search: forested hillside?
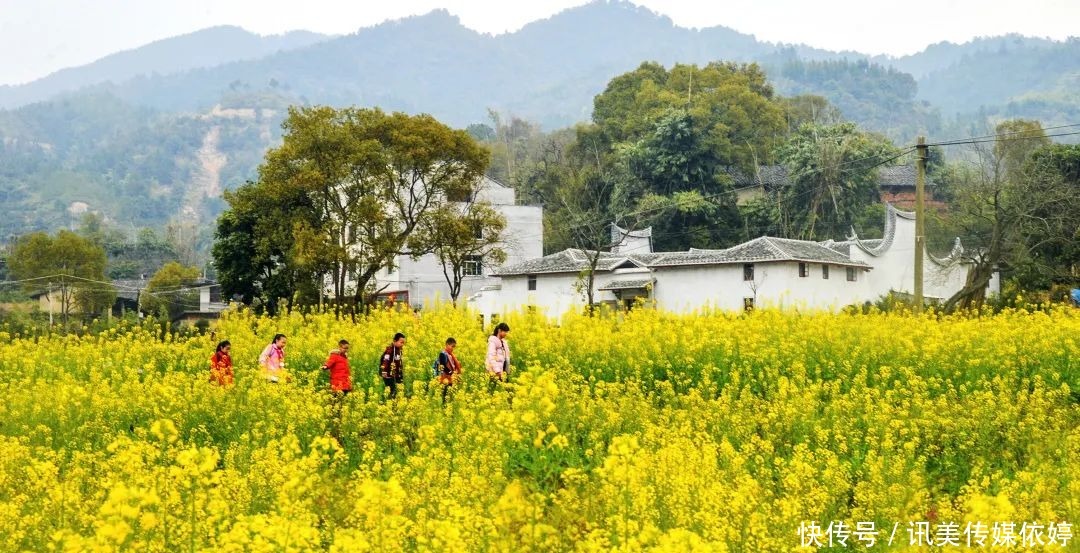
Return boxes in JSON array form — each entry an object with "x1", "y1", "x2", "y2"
[{"x1": 1, "y1": 0, "x2": 1077, "y2": 250}]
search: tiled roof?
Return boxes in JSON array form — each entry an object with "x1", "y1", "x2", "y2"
[
  {"x1": 656, "y1": 237, "x2": 870, "y2": 268},
  {"x1": 499, "y1": 235, "x2": 872, "y2": 276},
  {"x1": 495, "y1": 249, "x2": 641, "y2": 276},
  {"x1": 611, "y1": 224, "x2": 652, "y2": 240},
  {"x1": 820, "y1": 239, "x2": 883, "y2": 256},
  {"x1": 112, "y1": 279, "x2": 150, "y2": 301},
  {"x1": 877, "y1": 165, "x2": 936, "y2": 187},
  {"x1": 599, "y1": 278, "x2": 654, "y2": 291}
]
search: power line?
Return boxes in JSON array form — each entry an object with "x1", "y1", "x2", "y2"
[
  {"x1": 925, "y1": 130, "x2": 1080, "y2": 147},
  {"x1": 923, "y1": 122, "x2": 1080, "y2": 147},
  {"x1": 496, "y1": 148, "x2": 919, "y2": 249}
]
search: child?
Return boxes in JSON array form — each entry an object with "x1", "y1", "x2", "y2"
[
  {"x1": 436, "y1": 337, "x2": 462, "y2": 404},
  {"x1": 486, "y1": 323, "x2": 511, "y2": 383},
  {"x1": 209, "y1": 340, "x2": 234, "y2": 386},
  {"x1": 380, "y1": 333, "x2": 406, "y2": 399},
  {"x1": 258, "y1": 334, "x2": 286, "y2": 383},
  {"x1": 322, "y1": 339, "x2": 352, "y2": 394}
]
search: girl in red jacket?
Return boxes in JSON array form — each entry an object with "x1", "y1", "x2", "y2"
[{"x1": 209, "y1": 341, "x2": 234, "y2": 386}]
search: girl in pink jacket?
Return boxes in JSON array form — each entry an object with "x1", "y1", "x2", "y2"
[
  {"x1": 486, "y1": 322, "x2": 511, "y2": 382},
  {"x1": 259, "y1": 334, "x2": 286, "y2": 383}
]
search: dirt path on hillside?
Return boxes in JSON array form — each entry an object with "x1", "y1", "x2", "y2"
[{"x1": 182, "y1": 125, "x2": 227, "y2": 221}]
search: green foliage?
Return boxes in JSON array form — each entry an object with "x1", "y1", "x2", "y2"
[
  {"x1": 214, "y1": 106, "x2": 489, "y2": 314},
  {"x1": 769, "y1": 58, "x2": 942, "y2": 142},
  {"x1": 776, "y1": 122, "x2": 899, "y2": 240},
  {"x1": 1008, "y1": 143, "x2": 1080, "y2": 288},
  {"x1": 140, "y1": 262, "x2": 202, "y2": 320},
  {"x1": 422, "y1": 200, "x2": 508, "y2": 304},
  {"x1": 0, "y1": 92, "x2": 283, "y2": 263},
  {"x1": 7, "y1": 230, "x2": 114, "y2": 320},
  {"x1": 939, "y1": 120, "x2": 1076, "y2": 310},
  {"x1": 594, "y1": 61, "x2": 784, "y2": 170},
  {"x1": 918, "y1": 39, "x2": 1080, "y2": 116},
  {"x1": 572, "y1": 61, "x2": 788, "y2": 250}
]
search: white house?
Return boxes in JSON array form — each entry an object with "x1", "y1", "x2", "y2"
[
  {"x1": 471, "y1": 204, "x2": 998, "y2": 321},
  {"x1": 358, "y1": 176, "x2": 543, "y2": 308}
]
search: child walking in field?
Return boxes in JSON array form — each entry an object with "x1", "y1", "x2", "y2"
[
  {"x1": 259, "y1": 334, "x2": 287, "y2": 383},
  {"x1": 435, "y1": 337, "x2": 462, "y2": 404},
  {"x1": 486, "y1": 323, "x2": 511, "y2": 384},
  {"x1": 209, "y1": 340, "x2": 234, "y2": 386},
  {"x1": 380, "y1": 333, "x2": 406, "y2": 399},
  {"x1": 322, "y1": 339, "x2": 352, "y2": 394},
  {"x1": 322, "y1": 339, "x2": 352, "y2": 443}
]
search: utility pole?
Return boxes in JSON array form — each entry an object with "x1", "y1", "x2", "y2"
[{"x1": 914, "y1": 136, "x2": 928, "y2": 313}]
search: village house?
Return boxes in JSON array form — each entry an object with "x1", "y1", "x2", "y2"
[
  {"x1": 30, "y1": 278, "x2": 227, "y2": 322},
  {"x1": 470, "y1": 204, "x2": 999, "y2": 322},
  {"x1": 349, "y1": 176, "x2": 544, "y2": 308}
]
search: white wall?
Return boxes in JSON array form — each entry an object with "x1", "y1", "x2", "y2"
[
  {"x1": 651, "y1": 262, "x2": 871, "y2": 313},
  {"x1": 367, "y1": 178, "x2": 544, "y2": 307},
  {"x1": 848, "y1": 213, "x2": 972, "y2": 301},
  {"x1": 473, "y1": 262, "x2": 872, "y2": 320}
]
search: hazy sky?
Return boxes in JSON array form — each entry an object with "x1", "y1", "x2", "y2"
[{"x1": 1, "y1": 0, "x2": 1077, "y2": 86}]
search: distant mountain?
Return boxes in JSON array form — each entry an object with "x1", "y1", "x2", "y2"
[
  {"x1": 2, "y1": 2, "x2": 1076, "y2": 129},
  {"x1": 43, "y1": 4, "x2": 886, "y2": 130},
  {"x1": 916, "y1": 38, "x2": 1080, "y2": 117},
  {"x1": 1, "y1": 0, "x2": 1078, "y2": 243},
  {"x1": 877, "y1": 34, "x2": 1060, "y2": 79},
  {"x1": 0, "y1": 26, "x2": 331, "y2": 109}
]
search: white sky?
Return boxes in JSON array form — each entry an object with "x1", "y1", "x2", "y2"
[{"x1": 1, "y1": 0, "x2": 1077, "y2": 85}]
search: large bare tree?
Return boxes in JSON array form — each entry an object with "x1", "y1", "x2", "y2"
[{"x1": 942, "y1": 120, "x2": 1074, "y2": 310}]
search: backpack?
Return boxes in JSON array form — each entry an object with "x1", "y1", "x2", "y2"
[{"x1": 431, "y1": 351, "x2": 447, "y2": 378}]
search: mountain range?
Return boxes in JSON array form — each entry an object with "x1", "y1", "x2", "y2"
[{"x1": 1, "y1": 0, "x2": 1077, "y2": 241}]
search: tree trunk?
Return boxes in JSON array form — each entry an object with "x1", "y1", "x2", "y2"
[
  {"x1": 584, "y1": 251, "x2": 600, "y2": 317},
  {"x1": 943, "y1": 259, "x2": 995, "y2": 312}
]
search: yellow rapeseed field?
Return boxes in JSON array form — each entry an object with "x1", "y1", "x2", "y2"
[{"x1": 0, "y1": 305, "x2": 1077, "y2": 552}]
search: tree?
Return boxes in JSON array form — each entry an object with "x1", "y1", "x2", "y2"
[
  {"x1": 140, "y1": 262, "x2": 202, "y2": 320},
  {"x1": 1018, "y1": 144, "x2": 1080, "y2": 285},
  {"x1": 212, "y1": 174, "x2": 324, "y2": 314},
  {"x1": 941, "y1": 120, "x2": 1074, "y2": 310},
  {"x1": 592, "y1": 61, "x2": 785, "y2": 170},
  {"x1": 8, "y1": 231, "x2": 114, "y2": 324},
  {"x1": 423, "y1": 199, "x2": 508, "y2": 305},
  {"x1": 776, "y1": 122, "x2": 898, "y2": 240},
  {"x1": 779, "y1": 95, "x2": 843, "y2": 132},
  {"x1": 484, "y1": 110, "x2": 543, "y2": 188},
  {"x1": 465, "y1": 123, "x2": 496, "y2": 142},
  {"x1": 585, "y1": 61, "x2": 787, "y2": 250},
  {"x1": 214, "y1": 106, "x2": 488, "y2": 316},
  {"x1": 560, "y1": 171, "x2": 617, "y2": 315}
]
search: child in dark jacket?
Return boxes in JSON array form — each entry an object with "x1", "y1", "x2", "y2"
[
  {"x1": 380, "y1": 333, "x2": 406, "y2": 399},
  {"x1": 436, "y1": 337, "x2": 461, "y2": 404}
]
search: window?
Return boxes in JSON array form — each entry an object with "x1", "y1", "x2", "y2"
[
  {"x1": 743, "y1": 263, "x2": 754, "y2": 281},
  {"x1": 527, "y1": 274, "x2": 537, "y2": 291},
  {"x1": 799, "y1": 262, "x2": 809, "y2": 277},
  {"x1": 846, "y1": 267, "x2": 857, "y2": 282},
  {"x1": 473, "y1": 222, "x2": 484, "y2": 240},
  {"x1": 743, "y1": 297, "x2": 755, "y2": 312},
  {"x1": 822, "y1": 265, "x2": 830, "y2": 279},
  {"x1": 463, "y1": 255, "x2": 483, "y2": 276}
]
